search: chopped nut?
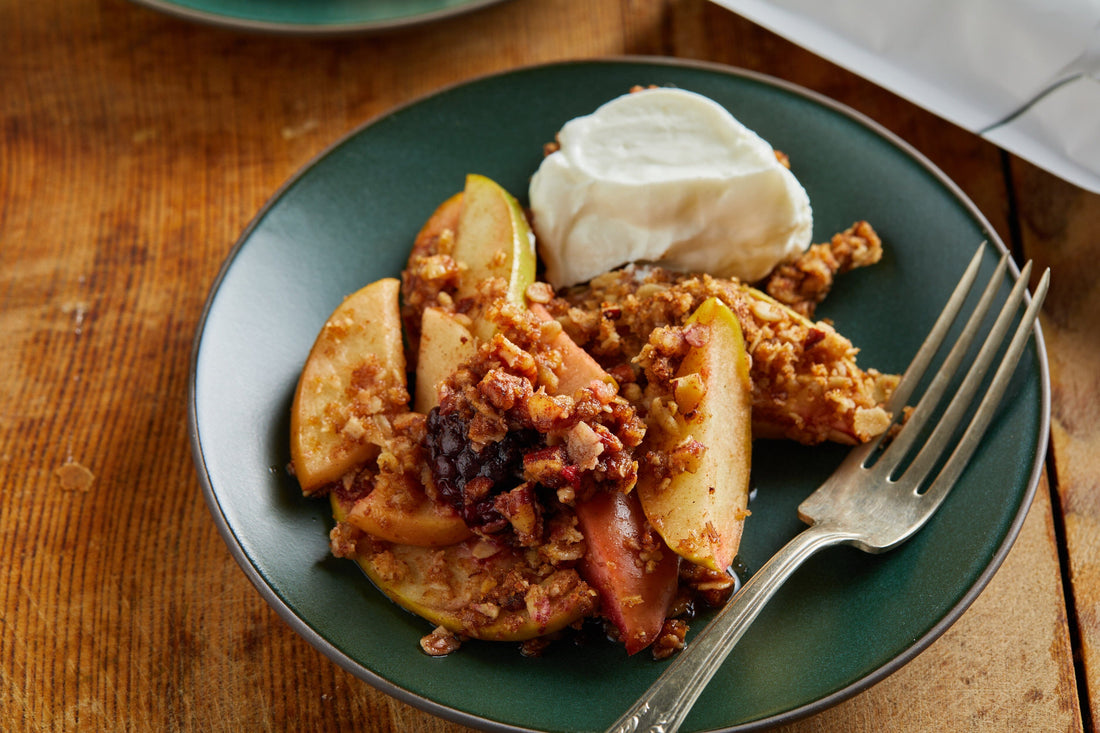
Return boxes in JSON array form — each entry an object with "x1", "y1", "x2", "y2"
[
  {"x1": 525, "y1": 281, "x2": 555, "y2": 304},
  {"x1": 564, "y1": 422, "x2": 604, "y2": 471},
  {"x1": 652, "y1": 619, "x2": 689, "y2": 660},
  {"x1": 420, "y1": 626, "x2": 463, "y2": 656}
]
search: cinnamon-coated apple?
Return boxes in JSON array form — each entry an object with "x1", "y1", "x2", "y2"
[
  {"x1": 575, "y1": 490, "x2": 679, "y2": 655},
  {"x1": 413, "y1": 307, "x2": 476, "y2": 413},
  {"x1": 539, "y1": 312, "x2": 677, "y2": 653},
  {"x1": 451, "y1": 174, "x2": 537, "y2": 337},
  {"x1": 336, "y1": 476, "x2": 472, "y2": 548},
  {"x1": 636, "y1": 297, "x2": 753, "y2": 572},
  {"x1": 530, "y1": 303, "x2": 614, "y2": 396},
  {"x1": 290, "y1": 278, "x2": 406, "y2": 494}
]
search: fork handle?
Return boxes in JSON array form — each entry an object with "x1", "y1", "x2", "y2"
[{"x1": 605, "y1": 523, "x2": 852, "y2": 733}]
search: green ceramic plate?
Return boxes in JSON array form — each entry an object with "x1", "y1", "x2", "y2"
[
  {"x1": 189, "y1": 58, "x2": 1049, "y2": 732},
  {"x1": 129, "y1": 0, "x2": 511, "y2": 34}
]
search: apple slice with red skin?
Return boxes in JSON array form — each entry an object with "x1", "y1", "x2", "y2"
[
  {"x1": 530, "y1": 303, "x2": 614, "y2": 396},
  {"x1": 538, "y1": 306, "x2": 678, "y2": 654},
  {"x1": 575, "y1": 489, "x2": 679, "y2": 655}
]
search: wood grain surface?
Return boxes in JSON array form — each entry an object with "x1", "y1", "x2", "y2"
[{"x1": 2, "y1": 0, "x2": 1094, "y2": 731}]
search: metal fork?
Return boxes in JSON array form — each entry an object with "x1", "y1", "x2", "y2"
[{"x1": 607, "y1": 244, "x2": 1050, "y2": 733}]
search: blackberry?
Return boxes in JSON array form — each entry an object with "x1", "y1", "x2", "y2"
[{"x1": 425, "y1": 408, "x2": 538, "y2": 532}]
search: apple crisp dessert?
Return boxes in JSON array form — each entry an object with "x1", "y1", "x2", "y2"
[{"x1": 290, "y1": 171, "x2": 896, "y2": 659}]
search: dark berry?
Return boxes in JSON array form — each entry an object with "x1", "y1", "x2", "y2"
[{"x1": 424, "y1": 407, "x2": 540, "y2": 533}]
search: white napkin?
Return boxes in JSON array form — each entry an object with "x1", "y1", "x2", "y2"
[{"x1": 708, "y1": 0, "x2": 1100, "y2": 193}]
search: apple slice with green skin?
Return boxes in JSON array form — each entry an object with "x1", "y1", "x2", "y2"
[
  {"x1": 290, "y1": 278, "x2": 406, "y2": 494},
  {"x1": 575, "y1": 489, "x2": 679, "y2": 655},
  {"x1": 338, "y1": 474, "x2": 472, "y2": 547},
  {"x1": 637, "y1": 297, "x2": 753, "y2": 572},
  {"x1": 403, "y1": 176, "x2": 535, "y2": 347},
  {"x1": 332, "y1": 495, "x2": 596, "y2": 641},
  {"x1": 451, "y1": 174, "x2": 537, "y2": 337},
  {"x1": 413, "y1": 307, "x2": 477, "y2": 414}
]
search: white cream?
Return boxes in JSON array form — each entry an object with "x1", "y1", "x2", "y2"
[{"x1": 529, "y1": 87, "x2": 813, "y2": 288}]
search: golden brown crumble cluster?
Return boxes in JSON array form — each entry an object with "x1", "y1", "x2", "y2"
[
  {"x1": 547, "y1": 237, "x2": 896, "y2": 447},
  {"x1": 441, "y1": 301, "x2": 646, "y2": 495},
  {"x1": 762, "y1": 220, "x2": 883, "y2": 318}
]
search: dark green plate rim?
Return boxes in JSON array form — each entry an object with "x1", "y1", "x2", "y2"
[
  {"x1": 188, "y1": 57, "x2": 1050, "y2": 732},
  {"x1": 127, "y1": 0, "x2": 512, "y2": 35}
]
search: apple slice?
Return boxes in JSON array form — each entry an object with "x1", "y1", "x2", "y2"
[
  {"x1": 290, "y1": 278, "x2": 406, "y2": 494},
  {"x1": 451, "y1": 174, "x2": 537, "y2": 336},
  {"x1": 575, "y1": 490, "x2": 679, "y2": 655},
  {"x1": 407, "y1": 191, "x2": 463, "y2": 263},
  {"x1": 333, "y1": 496, "x2": 596, "y2": 641},
  {"x1": 413, "y1": 307, "x2": 477, "y2": 414},
  {"x1": 335, "y1": 477, "x2": 472, "y2": 548},
  {"x1": 637, "y1": 297, "x2": 753, "y2": 572},
  {"x1": 401, "y1": 191, "x2": 464, "y2": 356},
  {"x1": 530, "y1": 303, "x2": 614, "y2": 396}
]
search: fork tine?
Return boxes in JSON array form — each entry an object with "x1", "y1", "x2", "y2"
[
  {"x1": 872, "y1": 250, "x2": 1010, "y2": 468},
  {"x1": 913, "y1": 267, "x2": 1048, "y2": 505},
  {"x1": 885, "y1": 244, "x2": 988, "y2": 415},
  {"x1": 844, "y1": 245, "x2": 989, "y2": 470},
  {"x1": 897, "y1": 259, "x2": 1034, "y2": 483}
]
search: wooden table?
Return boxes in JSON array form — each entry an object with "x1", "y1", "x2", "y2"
[{"x1": 4, "y1": 0, "x2": 1096, "y2": 730}]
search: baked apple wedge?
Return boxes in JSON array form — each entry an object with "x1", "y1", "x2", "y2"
[
  {"x1": 637, "y1": 297, "x2": 753, "y2": 572},
  {"x1": 402, "y1": 174, "x2": 538, "y2": 357},
  {"x1": 413, "y1": 307, "x2": 476, "y2": 413},
  {"x1": 337, "y1": 475, "x2": 472, "y2": 548},
  {"x1": 290, "y1": 278, "x2": 407, "y2": 494},
  {"x1": 452, "y1": 173, "x2": 537, "y2": 309},
  {"x1": 575, "y1": 490, "x2": 679, "y2": 655},
  {"x1": 537, "y1": 310, "x2": 675, "y2": 653},
  {"x1": 530, "y1": 303, "x2": 613, "y2": 396}
]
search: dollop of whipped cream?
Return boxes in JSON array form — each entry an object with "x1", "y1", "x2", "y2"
[{"x1": 529, "y1": 87, "x2": 813, "y2": 289}]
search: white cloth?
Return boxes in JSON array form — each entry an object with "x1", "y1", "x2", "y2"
[{"x1": 709, "y1": 0, "x2": 1100, "y2": 193}]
